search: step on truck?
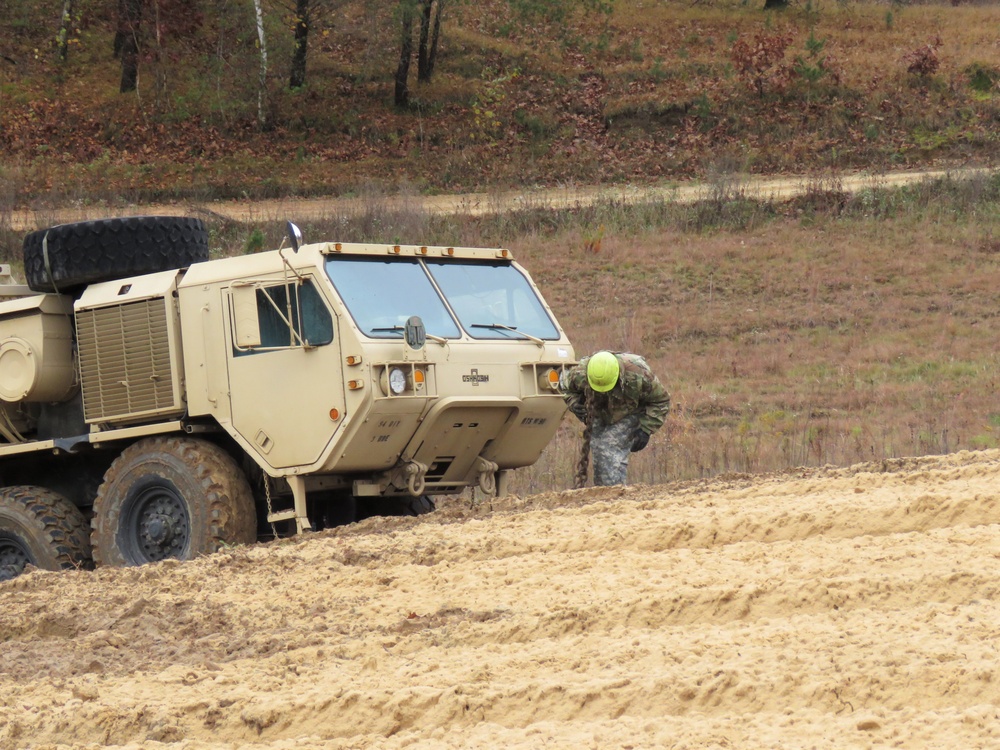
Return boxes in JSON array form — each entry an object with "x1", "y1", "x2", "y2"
[{"x1": 0, "y1": 216, "x2": 575, "y2": 580}]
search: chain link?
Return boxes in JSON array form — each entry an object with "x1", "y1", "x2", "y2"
[{"x1": 263, "y1": 475, "x2": 278, "y2": 539}]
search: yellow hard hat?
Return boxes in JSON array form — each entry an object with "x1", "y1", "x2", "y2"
[{"x1": 587, "y1": 351, "x2": 620, "y2": 392}]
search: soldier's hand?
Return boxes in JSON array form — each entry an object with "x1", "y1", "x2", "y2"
[{"x1": 631, "y1": 430, "x2": 650, "y2": 452}]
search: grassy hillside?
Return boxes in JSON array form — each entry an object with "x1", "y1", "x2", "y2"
[
  {"x1": 158, "y1": 170, "x2": 1000, "y2": 494},
  {"x1": 1, "y1": 0, "x2": 998, "y2": 208},
  {"x1": 1, "y1": 0, "x2": 999, "y2": 493}
]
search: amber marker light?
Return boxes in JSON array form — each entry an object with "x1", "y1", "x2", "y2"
[
  {"x1": 329, "y1": 408, "x2": 340, "y2": 420},
  {"x1": 348, "y1": 380, "x2": 365, "y2": 390},
  {"x1": 538, "y1": 368, "x2": 560, "y2": 391},
  {"x1": 346, "y1": 354, "x2": 362, "y2": 365},
  {"x1": 413, "y1": 369, "x2": 426, "y2": 388}
]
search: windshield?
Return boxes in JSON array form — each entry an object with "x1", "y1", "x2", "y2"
[
  {"x1": 325, "y1": 256, "x2": 461, "y2": 339},
  {"x1": 426, "y1": 260, "x2": 559, "y2": 340},
  {"x1": 325, "y1": 255, "x2": 559, "y2": 341}
]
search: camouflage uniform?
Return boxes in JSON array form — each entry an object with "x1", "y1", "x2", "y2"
[{"x1": 561, "y1": 352, "x2": 670, "y2": 486}]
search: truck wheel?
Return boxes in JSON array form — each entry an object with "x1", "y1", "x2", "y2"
[
  {"x1": 22, "y1": 216, "x2": 210, "y2": 293},
  {"x1": 92, "y1": 437, "x2": 257, "y2": 567},
  {"x1": 0, "y1": 486, "x2": 92, "y2": 581}
]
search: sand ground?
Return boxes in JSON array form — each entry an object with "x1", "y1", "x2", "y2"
[{"x1": 3, "y1": 449, "x2": 1000, "y2": 749}]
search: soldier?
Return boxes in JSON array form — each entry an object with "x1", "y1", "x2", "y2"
[{"x1": 561, "y1": 351, "x2": 670, "y2": 487}]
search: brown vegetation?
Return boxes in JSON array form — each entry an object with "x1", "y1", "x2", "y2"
[
  {"x1": 29, "y1": 170, "x2": 985, "y2": 497},
  {"x1": 0, "y1": 0, "x2": 998, "y2": 207},
  {"x1": 427, "y1": 171, "x2": 987, "y2": 492}
]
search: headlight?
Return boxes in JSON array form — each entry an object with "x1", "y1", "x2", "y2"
[
  {"x1": 388, "y1": 367, "x2": 407, "y2": 395},
  {"x1": 378, "y1": 364, "x2": 430, "y2": 396}
]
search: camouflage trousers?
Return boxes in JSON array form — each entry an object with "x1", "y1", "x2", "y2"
[{"x1": 591, "y1": 414, "x2": 642, "y2": 486}]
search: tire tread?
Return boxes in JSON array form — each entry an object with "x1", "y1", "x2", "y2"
[
  {"x1": 0, "y1": 485, "x2": 92, "y2": 573},
  {"x1": 92, "y1": 437, "x2": 256, "y2": 567},
  {"x1": 22, "y1": 216, "x2": 209, "y2": 292}
]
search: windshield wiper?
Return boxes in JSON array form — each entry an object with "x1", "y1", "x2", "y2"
[
  {"x1": 470, "y1": 323, "x2": 545, "y2": 347},
  {"x1": 369, "y1": 326, "x2": 447, "y2": 345}
]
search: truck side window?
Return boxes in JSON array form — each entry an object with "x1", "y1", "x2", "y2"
[{"x1": 239, "y1": 279, "x2": 333, "y2": 353}]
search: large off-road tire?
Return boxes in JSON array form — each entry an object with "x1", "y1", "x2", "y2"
[
  {"x1": 22, "y1": 216, "x2": 209, "y2": 293},
  {"x1": 91, "y1": 437, "x2": 257, "y2": 567},
  {"x1": 0, "y1": 486, "x2": 92, "y2": 581}
]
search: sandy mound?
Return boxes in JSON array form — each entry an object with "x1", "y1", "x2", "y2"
[{"x1": 3, "y1": 449, "x2": 1000, "y2": 749}]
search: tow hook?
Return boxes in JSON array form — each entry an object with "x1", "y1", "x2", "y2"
[
  {"x1": 404, "y1": 461, "x2": 428, "y2": 496},
  {"x1": 476, "y1": 457, "x2": 500, "y2": 495}
]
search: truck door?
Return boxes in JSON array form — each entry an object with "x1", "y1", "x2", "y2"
[{"x1": 224, "y1": 276, "x2": 345, "y2": 469}]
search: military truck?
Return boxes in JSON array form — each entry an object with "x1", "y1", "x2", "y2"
[{"x1": 0, "y1": 216, "x2": 574, "y2": 580}]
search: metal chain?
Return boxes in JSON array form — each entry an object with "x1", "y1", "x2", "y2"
[{"x1": 263, "y1": 474, "x2": 278, "y2": 539}]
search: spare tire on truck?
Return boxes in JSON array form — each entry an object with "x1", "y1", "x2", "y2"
[{"x1": 22, "y1": 216, "x2": 210, "y2": 293}]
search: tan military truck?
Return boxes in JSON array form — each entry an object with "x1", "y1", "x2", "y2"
[{"x1": 0, "y1": 217, "x2": 574, "y2": 580}]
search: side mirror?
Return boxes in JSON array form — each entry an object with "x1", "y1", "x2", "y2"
[
  {"x1": 286, "y1": 221, "x2": 303, "y2": 253},
  {"x1": 404, "y1": 315, "x2": 426, "y2": 350}
]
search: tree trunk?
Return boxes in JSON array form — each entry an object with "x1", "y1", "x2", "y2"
[
  {"x1": 417, "y1": 0, "x2": 443, "y2": 82},
  {"x1": 57, "y1": 0, "x2": 73, "y2": 62},
  {"x1": 114, "y1": 0, "x2": 126, "y2": 58},
  {"x1": 289, "y1": 0, "x2": 309, "y2": 89},
  {"x1": 417, "y1": 0, "x2": 432, "y2": 82},
  {"x1": 394, "y1": 0, "x2": 415, "y2": 107},
  {"x1": 152, "y1": 0, "x2": 166, "y2": 104},
  {"x1": 118, "y1": 0, "x2": 142, "y2": 93},
  {"x1": 427, "y1": 0, "x2": 442, "y2": 80},
  {"x1": 253, "y1": 0, "x2": 270, "y2": 129}
]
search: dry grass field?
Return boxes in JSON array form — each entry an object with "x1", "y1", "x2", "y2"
[
  {"x1": 180, "y1": 170, "x2": 996, "y2": 496},
  {"x1": 511, "y1": 176, "x2": 1000, "y2": 493}
]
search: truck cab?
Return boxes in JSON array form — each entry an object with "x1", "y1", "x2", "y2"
[{"x1": 0, "y1": 219, "x2": 574, "y2": 578}]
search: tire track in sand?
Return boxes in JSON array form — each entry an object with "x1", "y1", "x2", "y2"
[{"x1": 2, "y1": 450, "x2": 1000, "y2": 748}]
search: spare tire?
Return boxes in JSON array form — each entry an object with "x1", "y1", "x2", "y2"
[{"x1": 22, "y1": 216, "x2": 210, "y2": 293}]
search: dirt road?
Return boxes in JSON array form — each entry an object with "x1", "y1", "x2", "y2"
[
  {"x1": 9, "y1": 168, "x2": 993, "y2": 232},
  {"x1": 3, "y1": 448, "x2": 1000, "y2": 748}
]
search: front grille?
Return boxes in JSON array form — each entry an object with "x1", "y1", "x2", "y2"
[{"x1": 77, "y1": 298, "x2": 182, "y2": 423}]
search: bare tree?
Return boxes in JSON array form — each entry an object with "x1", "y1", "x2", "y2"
[
  {"x1": 118, "y1": 0, "x2": 143, "y2": 93},
  {"x1": 57, "y1": 0, "x2": 73, "y2": 62},
  {"x1": 417, "y1": 0, "x2": 442, "y2": 82},
  {"x1": 253, "y1": 0, "x2": 269, "y2": 128},
  {"x1": 289, "y1": 0, "x2": 309, "y2": 89},
  {"x1": 275, "y1": 0, "x2": 343, "y2": 90},
  {"x1": 394, "y1": 0, "x2": 416, "y2": 107},
  {"x1": 395, "y1": 0, "x2": 443, "y2": 105}
]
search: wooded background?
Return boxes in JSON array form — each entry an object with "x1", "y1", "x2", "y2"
[{"x1": 1, "y1": 0, "x2": 997, "y2": 204}]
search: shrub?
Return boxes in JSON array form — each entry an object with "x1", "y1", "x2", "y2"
[
  {"x1": 903, "y1": 36, "x2": 942, "y2": 77},
  {"x1": 730, "y1": 32, "x2": 793, "y2": 98},
  {"x1": 965, "y1": 63, "x2": 998, "y2": 94}
]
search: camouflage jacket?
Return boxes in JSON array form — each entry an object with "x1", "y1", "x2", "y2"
[{"x1": 561, "y1": 352, "x2": 670, "y2": 435}]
